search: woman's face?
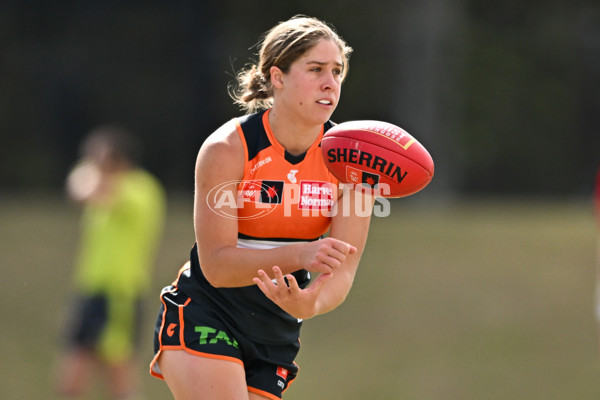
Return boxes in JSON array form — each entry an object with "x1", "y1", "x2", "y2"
[{"x1": 272, "y1": 39, "x2": 344, "y2": 126}]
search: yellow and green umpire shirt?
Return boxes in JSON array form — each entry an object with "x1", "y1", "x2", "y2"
[{"x1": 74, "y1": 168, "x2": 166, "y2": 299}]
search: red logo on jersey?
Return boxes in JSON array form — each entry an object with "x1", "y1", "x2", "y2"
[
  {"x1": 239, "y1": 180, "x2": 283, "y2": 204},
  {"x1": 239, "y1": 180, "x2": 263, "y2": 203}
]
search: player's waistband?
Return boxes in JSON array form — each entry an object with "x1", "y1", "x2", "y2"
[
  {"x1": 237, "y1": 237, "x2": 310, "y2": 250},
  {"x1": 237, "y1": 233, "x2": 321, "y2": 246}
]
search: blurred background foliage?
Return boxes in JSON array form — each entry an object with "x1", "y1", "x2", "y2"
[{"x1": 0, "y1": 0, "x2": 598, "y2": 197}]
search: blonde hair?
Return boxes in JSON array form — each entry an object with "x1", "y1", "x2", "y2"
[{"x1": 229, "y1": 16, "x2": 353, "y2": 113}]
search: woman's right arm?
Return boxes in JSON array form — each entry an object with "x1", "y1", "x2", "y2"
[{"x1": 193, "y1": 122, "x2": 355, "y2": 288}]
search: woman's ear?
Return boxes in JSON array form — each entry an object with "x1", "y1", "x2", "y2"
[{"x1": 270, "y1": 66, "x2": 284, "y2": 89}]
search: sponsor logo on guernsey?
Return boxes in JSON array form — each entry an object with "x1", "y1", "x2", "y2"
[
  {"x1": 238, "y1": 180, "x2": 284, "y2": 204},
  {"x1": 287, "y1": 169, "x2": 298, "y2": 183},
  {"x1": 298, "y1": 181, "x2": 335, "y2": 211}
]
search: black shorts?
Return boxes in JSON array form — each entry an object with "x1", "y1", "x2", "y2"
[
  {"x1": 67, "y1": 294, "x2": 109, "y2": 349},
  {"x1": 65, "y1": 293, "x2": 143, "y2": 361},
  {"x1": 150, "y1": 286, "x2": 300, "y2": 400}
]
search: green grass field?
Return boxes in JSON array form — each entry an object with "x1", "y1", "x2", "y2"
[{"x1": 1, "y1": 194, "x2": 599, "y2": 399}]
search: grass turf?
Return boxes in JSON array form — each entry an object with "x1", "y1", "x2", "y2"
[{"x1": 1, "y1": 195, "x2": 598, "y2": 399}]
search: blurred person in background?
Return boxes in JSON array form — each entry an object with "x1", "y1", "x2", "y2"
[{"x1": 54, "y1": 125, "x2": 166, "y2": 400}]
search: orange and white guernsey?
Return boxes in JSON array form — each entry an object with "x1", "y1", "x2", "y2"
[{"x1": 235, "y1": 109, "x2": 339, "y2": 241}]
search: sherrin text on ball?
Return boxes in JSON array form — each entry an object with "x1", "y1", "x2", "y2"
[{"x1": 321, "y1": 120, "x2": 434, "y2": 198}]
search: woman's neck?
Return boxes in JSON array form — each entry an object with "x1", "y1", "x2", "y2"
[{"x1": 268, "y1": 108, "x2": 322, "y2": 156}]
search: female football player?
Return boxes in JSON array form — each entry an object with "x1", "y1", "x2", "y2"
[{"x1": 150, "y1": 15, "x2": 374, "y2": 400}]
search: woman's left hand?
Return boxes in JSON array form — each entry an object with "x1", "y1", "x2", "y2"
[{"x1": 253, "y1": 266, "x2": 332, "y2": 320}]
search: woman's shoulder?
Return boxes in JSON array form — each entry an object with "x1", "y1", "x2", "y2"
[
  {"x1": 196, "y1": 118, "x2": 245, "y2": 174},
  {"x1": 199, "y1": 118, "x2": 243, "y2": 154},
  {"x1": 200, "y1": 111, "x2": 266, "y2": 158}
]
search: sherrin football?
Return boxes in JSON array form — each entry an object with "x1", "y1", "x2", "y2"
[{"x1": 321, "y1": 120, "x2": 434, "y2": 198}]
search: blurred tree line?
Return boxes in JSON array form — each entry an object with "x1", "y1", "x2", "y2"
[{"x1": 1, "y1": 0, "x2": 598, "y2": 197}]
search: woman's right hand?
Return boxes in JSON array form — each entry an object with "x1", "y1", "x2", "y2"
[{"x1": 298, "y1": 237, "x2": 357, "y2": 275}]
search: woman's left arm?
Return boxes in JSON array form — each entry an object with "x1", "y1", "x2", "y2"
[{"x1": 254, "y1": 186, "x2": 375, "y2": 319}]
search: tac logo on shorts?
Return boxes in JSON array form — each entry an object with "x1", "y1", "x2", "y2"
[
  {"x1": 195, "y1": 326, "x2": 239, "y2": 349},
  {"x1": 346, "y1": 166, "x2": 380, "y2": 188}
]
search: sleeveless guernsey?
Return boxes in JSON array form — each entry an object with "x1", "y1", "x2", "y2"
[{"x1": 179, "y1": 109, "x2": 339, "y2": 344}]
